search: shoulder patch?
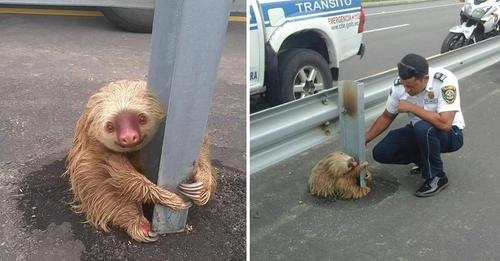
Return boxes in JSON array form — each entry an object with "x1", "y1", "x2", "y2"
[
  {"x1": 441, "y1": 85, "x2": 457, "y2": 104},
  {"x1": 434, "y1": 72, "x2": 447, "y2": 82},
  {"x1": 394, "y1": 78, "x2": 401, "y2": 86}
]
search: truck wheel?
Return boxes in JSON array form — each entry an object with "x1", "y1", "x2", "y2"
[
  {"x1": 101, "y1": 7, "x2": 154, "y2": 33},
  {"x1": 268, "y1": 49, "x2": 333, "y2": 106}
]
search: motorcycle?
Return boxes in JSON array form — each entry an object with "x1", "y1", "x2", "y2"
[{"x1": 441, "y1": 0, "x2": 500, "y2": 53}]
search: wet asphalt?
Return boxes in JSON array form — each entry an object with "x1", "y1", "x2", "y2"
[
  {"x1": 0, "y1": 11, "x2": 246, "y2": 261},
  {"x1": 251, "y1": 63, "x2": 500, "y2": 260}
]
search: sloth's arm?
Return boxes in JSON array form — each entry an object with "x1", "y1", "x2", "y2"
[
  {"x1": 178, "y1": 136, "x2": 217, "y2": 206},
  {"x1": 105, "y1": 153, "x2": 191, "y2": 210},
  {"x1": 346, "y1": 161, "x2": 368, "y2": 178}
]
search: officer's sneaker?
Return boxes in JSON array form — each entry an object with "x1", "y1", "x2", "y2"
[{"x1": 415, "y1": 176, "x2": 449, "y2": 197}]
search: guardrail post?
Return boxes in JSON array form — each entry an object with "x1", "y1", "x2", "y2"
[
  {"x1": 141, "y1": 0, "x2": 232, "y2": 234},
  {"x1": 339, "y1": 81, "x2": 368, "y2": 187}
]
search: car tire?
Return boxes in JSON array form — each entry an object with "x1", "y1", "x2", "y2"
[
  {"x1": 267, "y1": 48, "x2": 333, "y2": 106},
  {"x1": 101, "y1": 7, "x2": 154, "y2": 33}
]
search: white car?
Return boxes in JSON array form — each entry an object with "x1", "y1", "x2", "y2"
[{"x1": 249, "y1": 0, "x2": 366, "y2": 106}]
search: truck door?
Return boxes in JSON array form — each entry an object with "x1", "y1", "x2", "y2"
[{"x1": 249, "y1": 0, "x2": 265, "y2": 95}]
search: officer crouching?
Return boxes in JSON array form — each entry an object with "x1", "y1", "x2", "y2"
[{"x1": 365, "y1": 53, "x2": 464, "y2": 197}]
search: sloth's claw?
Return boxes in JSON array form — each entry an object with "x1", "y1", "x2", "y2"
[
  {"x1": 179, "y1": 190, "x2": 201, "y2": 199},
  {"x1": 348, "y1": 158, "x2": 358, "y2": 169},
  {"x1": 136, "y1": 218, "x2": 160, "y2": 243},
  {"x1": 178, "y1": 181, "x2": 203, "y2": 191},
  {"x1": 143, "y1": 234, "x2": 159, "y2": 243},
  {"x1": 199, "y1": 191, "x2": 210, "y2": 205},
  {"x1": 178, "y1": 181, "x2": 210, "y2": 206},
  {"x1": 143, "y1": 230, "x2": 159, "y2": 242},
  {"x1": 178, "y1": 182, "x2": 203, "y2": 197}
]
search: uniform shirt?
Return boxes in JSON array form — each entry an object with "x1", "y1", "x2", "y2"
[{"x1": 385, "y1": 67, "x2": 465, "y2": 129}]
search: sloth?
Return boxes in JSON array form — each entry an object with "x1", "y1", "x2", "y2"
[
  {"x1": 65, "y1": 80, "x2": 216, "y2": 242},
  {"x1": 309, "y1": 151, "x2": 371, "y2": 199}
]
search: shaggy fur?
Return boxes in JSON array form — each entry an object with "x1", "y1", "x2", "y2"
[
  {"x1": 65, "y1": 80, "x2": 217, "y2": 242},
  {"x1": 309, "y1": 151, "x2": 372, "y2": 199}
]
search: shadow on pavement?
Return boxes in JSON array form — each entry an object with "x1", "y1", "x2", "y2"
[{"x1": 16, "y1": 154, "x2": 245, "y2": 261}]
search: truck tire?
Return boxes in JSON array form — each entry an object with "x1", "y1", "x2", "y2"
[
  {"x1": 268, "y1": 48, "x2": 333, "y2": 106},
  {"x1": 101, "y1": 7, "x2": 154, "y2": 33}
]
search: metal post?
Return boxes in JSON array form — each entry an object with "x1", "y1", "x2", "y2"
[
  {"x1": 339, "y1": 81, "x2": 368, "y2": 187},
  {"x1": 142, "y1": 0, "x2": 232, "y2": 234}
]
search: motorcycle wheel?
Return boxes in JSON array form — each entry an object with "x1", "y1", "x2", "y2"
[{"x1": 441, "y1": 32, "x2": 467, "y2": 53}]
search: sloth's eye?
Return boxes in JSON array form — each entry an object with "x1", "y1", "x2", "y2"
[
  {"x1": 138, "y1": 113, "x2": 147, "y2": 125},
  {"x1": 105, "y1": 121, "x2": 114, "y2": 133}
]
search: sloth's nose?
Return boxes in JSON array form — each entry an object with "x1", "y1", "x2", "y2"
[{"x1": 119, "y1": 129, "x2": 139, "y2": 147}]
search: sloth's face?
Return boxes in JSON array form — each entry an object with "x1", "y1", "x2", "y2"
[
  {"x1": 87, "y1": 80, "x2": 166, "y2": 153},
  {"x1": 99, "y1": 110, "x2": 155, "y2": 153},
  {"x1": 328, "y1": 151, "x2": 357, "y2": 177}
]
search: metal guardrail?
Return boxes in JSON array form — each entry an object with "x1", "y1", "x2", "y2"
[{"x1": 250, "y1": 35, "x2": 500, "y2": 174}]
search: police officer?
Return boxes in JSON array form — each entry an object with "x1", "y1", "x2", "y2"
[{"x1": 365, "y1": 53, "x2": 464, "y2": 197}]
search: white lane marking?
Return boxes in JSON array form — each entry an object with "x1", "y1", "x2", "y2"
[
  {"x1": 367, "y1": 3, "x2": 462, "y2": 16},
  {"x1": 365, "y1": 24, "x2": 410, "y2": 33}
]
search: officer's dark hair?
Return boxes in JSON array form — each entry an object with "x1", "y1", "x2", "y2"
[{"x1": 397, "y1": 53, "x2": 429, "y2": 80}]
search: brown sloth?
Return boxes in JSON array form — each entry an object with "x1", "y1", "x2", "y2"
[
  {"x1": 65, "y1": 80, "x2": 216, "y2": 242},
  {"x1": 309, "y1": 151, "x2": 372, "y2": 199}
]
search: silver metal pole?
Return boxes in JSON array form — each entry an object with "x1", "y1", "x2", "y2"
[
  {"x1": 143, "y1": 0, "x2": 232, "y2": 234},
  {"x1": 339, "y1": 81, "x2": 367, "y2": 187}
]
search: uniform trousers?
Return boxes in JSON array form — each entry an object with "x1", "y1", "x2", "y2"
[{"x1": 372, "y1": 120, "x2": 463, "y2": 179}]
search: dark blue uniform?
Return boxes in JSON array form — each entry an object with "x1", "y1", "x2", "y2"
[{"x1": 373, "y1": 67, "x2": 465, "y2": 179}]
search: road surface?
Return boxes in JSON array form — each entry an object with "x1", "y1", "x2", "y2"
[{"x1": 0, "y1": 8, "x2": 246, "y2": 261}]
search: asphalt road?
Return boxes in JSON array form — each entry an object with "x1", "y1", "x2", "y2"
[
  {"x1": 340, "y1": 0, "x2": 463, "y2": 80},
  {"x1": 250, "y1": 62, "x2": 500, "y2": 259},
  {"x1": 251, "y1": 0, "x2": 463, "y2": 112},
  {"x1": 0, "y1": 10, "x2": 245, "y2": 261}
]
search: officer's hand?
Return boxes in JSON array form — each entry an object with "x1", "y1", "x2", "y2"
[{"x1": 398, "y1": 100, "x2": 413, "y2": 113}]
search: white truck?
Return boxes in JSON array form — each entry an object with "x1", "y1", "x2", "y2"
[{"x1": 249, "y1": 0, "x2": 366, "y2": 106}]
